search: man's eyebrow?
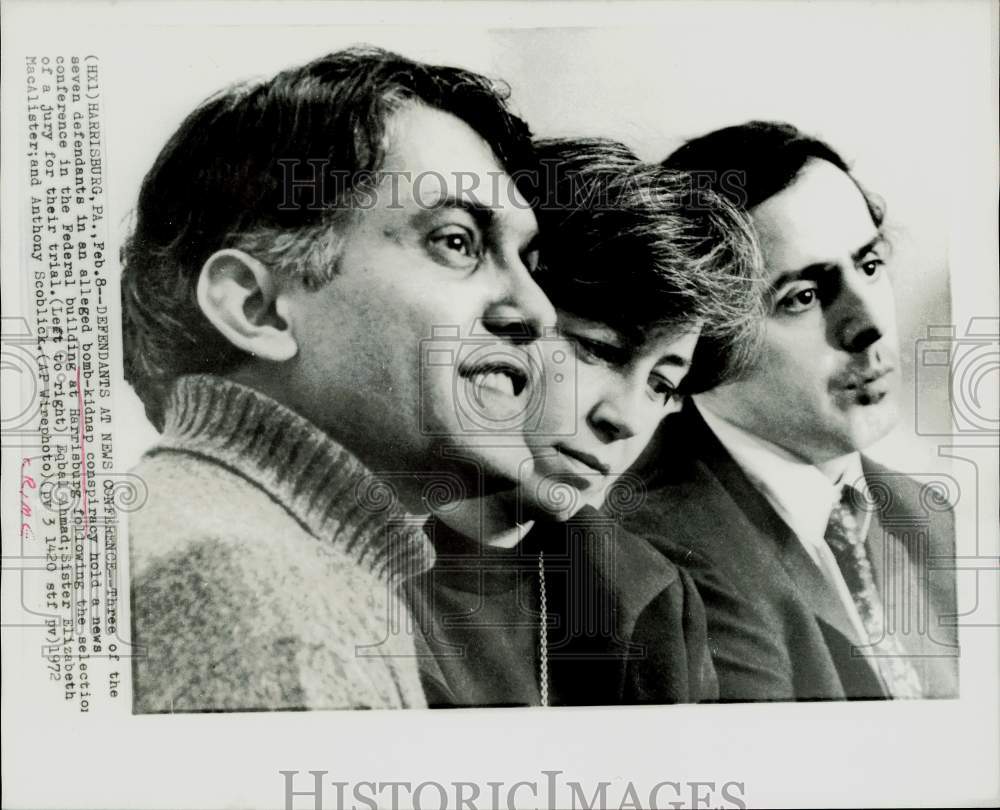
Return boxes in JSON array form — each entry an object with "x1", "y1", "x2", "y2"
[
  {"x1": 768, "y1": 231, "x2": 886, "y2": 292},
  {"x1": 851, "y1": 231, "x2": 886, "y2": 263},
  {"x1": 768, "y1": 265, "x2": 830, "y2": 293},
  {"x1": 416, "y1": 195, "x2": 496, "y2": 231}
]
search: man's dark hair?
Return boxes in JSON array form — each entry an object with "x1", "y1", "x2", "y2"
[
  {"x1": 121, "y1": 46, "x2": 535, "y2": 429},
  {"x1": 663, "y1": 120, "x2": 884, "y2": 226},
  {"x1": 532, "y1": 138, "x2": 766, "y2": 394}
]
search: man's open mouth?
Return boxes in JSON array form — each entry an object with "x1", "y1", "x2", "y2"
[{"x1": 460, "y1": 361, "x2": 529, "y2": 400}]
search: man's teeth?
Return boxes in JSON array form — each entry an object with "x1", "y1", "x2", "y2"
[{"x1": 473, "y1": 370, "x2": 517, "y2": 397}]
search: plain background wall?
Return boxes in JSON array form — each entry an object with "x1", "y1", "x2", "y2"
[{"x1": 104, "y1": 5, "x2": 982, "y2": 478}]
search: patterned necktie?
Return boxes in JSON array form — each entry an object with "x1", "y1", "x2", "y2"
[{"x1": 824, "y1": 485, "x2": 923, "y2": 699}]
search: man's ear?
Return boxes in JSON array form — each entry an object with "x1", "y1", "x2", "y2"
[{"x1": 196, "y1": 249, "x2": 298, "y2": 362}]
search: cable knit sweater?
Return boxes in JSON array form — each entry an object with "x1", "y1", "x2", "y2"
[{"x1": 129, "y1": 374, "x2": 435, "y2": 713}]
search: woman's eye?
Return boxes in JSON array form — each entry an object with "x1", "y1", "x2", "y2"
[
  {"x1": 428, "y1": 226, "x2": 481, "y2": 266},
  {"x1": 776, "y1": 285, "x2": 819, "y2": 315},
  {"x1": 649, "y1": 377, "x2": 677, "y2": 406}
]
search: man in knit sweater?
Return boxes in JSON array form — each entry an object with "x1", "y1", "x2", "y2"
[{"x1": 121, "y1": 48, "x2": 563, "y2": 712}]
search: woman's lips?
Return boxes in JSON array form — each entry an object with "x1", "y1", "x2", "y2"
[{"x1": 553, "y1": 444, "x2": 611, "y2": 476}]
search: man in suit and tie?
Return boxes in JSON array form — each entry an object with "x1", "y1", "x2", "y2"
[{"x1": 623, "y1": 121, "x2": 959, "y2": 701}]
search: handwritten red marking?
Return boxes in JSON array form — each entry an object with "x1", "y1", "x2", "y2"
[{"x1": 20, "y1": 458, "x2": 35, "y2": 541}]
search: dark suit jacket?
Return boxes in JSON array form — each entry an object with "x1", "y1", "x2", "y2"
[
  {"x1": 622, "y1": 401, "x2": 959, "y2": 701},
  {"x1": 407, "y1": 508, "x2": 718, "y2": 707}
]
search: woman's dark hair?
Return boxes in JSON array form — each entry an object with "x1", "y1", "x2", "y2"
[
  {"x1": 532, "y1": 137, "x2": 767, "y2": 394},
  {"x1": 121, "y1": 46, "x2": 535, "y2": 429}
]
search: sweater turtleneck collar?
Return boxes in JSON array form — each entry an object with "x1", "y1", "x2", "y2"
[{"x1": 154, "y1": 374, "x2": 435, "y2": 586}]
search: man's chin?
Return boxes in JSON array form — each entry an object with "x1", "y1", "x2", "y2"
[
  {"x1": 852, "y1": 396, "x2": 899, "y2": 442},
  {"x1": 435, "y1": 447, "x2": 600, "y2": 521},
  {"x1": 779, "y1": 398, "x2": 901, "y2": 464},
  {"x1": 433, "y1": 438, "x2": 532, "y2": 481}
]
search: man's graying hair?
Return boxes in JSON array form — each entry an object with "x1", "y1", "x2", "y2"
[
  {"x1": 121, "y1": 46, "x2": 535, "y2": 429},
  {"x1": 532, "y1": 137, "x2": 767, "y2": 394}
]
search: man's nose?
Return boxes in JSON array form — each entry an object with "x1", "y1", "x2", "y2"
[
  {"x1": 834, "y1": 274, "x2": 887, "y2": 354},
  {"x1": 481, "y1": 266, "x2": 557, "y2": 344}
]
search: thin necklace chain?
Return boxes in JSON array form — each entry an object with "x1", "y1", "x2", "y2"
[{"x1": 538, "y1": 550, "x2": 549, "y2": 707}]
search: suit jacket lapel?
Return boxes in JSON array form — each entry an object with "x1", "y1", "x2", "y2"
[{"x1": 678, "y1": 402, "x2": 871, "y2": 656}]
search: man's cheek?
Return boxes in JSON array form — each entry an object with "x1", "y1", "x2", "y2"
[
  {"x1": 535, "y1": 372, "x2": 579, "y2": 436},
  {"x1": 772, "y1": 341, "x2": 827, "y2": 386}
]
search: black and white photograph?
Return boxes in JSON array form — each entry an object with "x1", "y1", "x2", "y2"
[{"x1": 2, "y1": 1, "x2": 997, "y2": 808}]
